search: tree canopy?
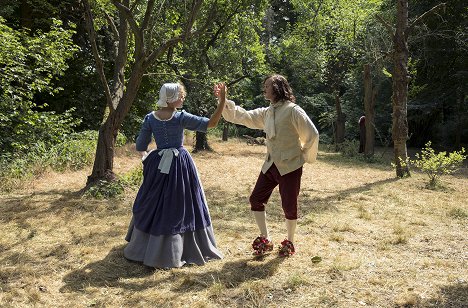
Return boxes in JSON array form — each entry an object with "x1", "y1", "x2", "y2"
[{"x1": 0, "y1": 0, "x2": 466, "y2": 180}]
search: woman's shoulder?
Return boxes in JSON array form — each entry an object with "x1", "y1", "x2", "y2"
[{"x1": 178, "y1": 110, "x2": 203, "y2": 119}]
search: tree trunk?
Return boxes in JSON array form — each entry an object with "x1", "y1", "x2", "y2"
[
  {"x1": 194, "y1": 131, "x2": 212, "y2": 152},
  {"x1": 222, "y1": 121, "x2": 229, "y2": 141},
  {"x1": 87, "y1": 117, "x2": 118, "y2": 184},
  {"x1": 87, "y1": 64, "x2": 144, "y2": 186},
  {"x1": 363, "y1": 64, "x2": 375, "y2": 156},
  {"x1": 83, "y1": 0, "x2": 204, "y2": 187},
  {"x1": 334, "y1": 91, "x2": 345, "y2": 146},
  {"x1": 392, "y1": 0, "x2": 410, "y2": 177},
  {"x1": 455, "y1": 87, "x2": 464, "y2": 149}
]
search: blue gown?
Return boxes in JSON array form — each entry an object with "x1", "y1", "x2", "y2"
[{"x1": 124, "y1": 110, "x2": 223, "y2": 268}]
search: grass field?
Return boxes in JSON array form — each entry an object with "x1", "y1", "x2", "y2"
[{"x1": 1, "y1": 138, "x2": 467, "y2": 307}]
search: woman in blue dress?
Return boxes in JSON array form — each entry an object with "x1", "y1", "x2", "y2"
[{"x1": 124, "y1": 82, "x2": 226, "y2": 268}]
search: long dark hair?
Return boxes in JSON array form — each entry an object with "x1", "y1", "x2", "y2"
[{"x1": 264, "y1": 74, "x2": 296, "y2": 103}]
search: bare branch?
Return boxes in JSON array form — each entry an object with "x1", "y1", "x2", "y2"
[
  {"x1": 130, "y1": 0, "x2": 143, "y2": 12},
  {"x1": 408, "y1": 2, "x2": 446, "y2": 36},
  {"x1": 104, "y1": 12, "x2": 119, "y2": 39},
  {"x1": 227, "y1": 75, "x2": 250, "y2": 87},
  {"x1": 204, "y1": 3, "x2": 241, "y2": 70},
  {"x1": 112, "y1": 0, "x2": 143, "y2": 51},
  {"x1": 376, "y1": 14, "x2": 394, "y2": 37},
  {"x1": 145, "y1": 0, "x2": 206, "y2": 66},
  {"x1": 82, "y1": 0, "x2": 114, "y2": 110},
  {"x1": 141, "y1": 0, "x2": 155, "y2": 31}
]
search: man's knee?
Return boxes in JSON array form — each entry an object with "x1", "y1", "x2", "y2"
[
  {"x1": 249, "y1": 194, "x2": 265, "y2": 211},
  {"x1": 282, "y1": 203, "x2": 298, "y2": 220}
]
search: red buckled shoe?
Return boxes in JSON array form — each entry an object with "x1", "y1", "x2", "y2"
[
  {"x1": 278, "y1": 239, "x2": 295, "y2": 257},
  {"x1": 252, "y1": 236, "x2": 274, "y2": 255}
]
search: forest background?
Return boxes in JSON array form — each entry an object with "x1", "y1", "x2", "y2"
[
  {"x1": 0, "y1": 0, "x2": 466, "y2": 187},
  {"x1": 1, "y1": 1, "x2": 467, "y2": 307}
]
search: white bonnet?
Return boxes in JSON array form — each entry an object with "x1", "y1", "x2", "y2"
[{"x1": 157, "y1": 83, "x2": 180, "y2": 107}]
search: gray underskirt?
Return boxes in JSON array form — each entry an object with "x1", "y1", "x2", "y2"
[{"x1": 124, "y1": 219, "x2": 223, "y2": 269}]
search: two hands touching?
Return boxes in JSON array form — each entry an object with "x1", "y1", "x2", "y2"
[
  {"x1": 213, "y1": 82, "x2": 227, "y2": 102},
  {"x1": 140, "y1": 83, "x2": 228, "y2": 158},
  {"x1": 207, "y1": 82, "x2": 227, "y2": 128}
]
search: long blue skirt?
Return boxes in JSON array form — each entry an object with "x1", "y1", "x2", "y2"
[{"x1": 124, "y1": 148, "x2": 223, "y2": 268}]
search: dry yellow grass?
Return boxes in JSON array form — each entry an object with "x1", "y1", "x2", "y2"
[{"x1": 1, "y1": 138, "x2": 467, "y2": 307}]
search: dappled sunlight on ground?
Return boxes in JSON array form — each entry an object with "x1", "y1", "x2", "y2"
[{"x1": 1, "y1": 137, "x2": 467, "y2": 307}]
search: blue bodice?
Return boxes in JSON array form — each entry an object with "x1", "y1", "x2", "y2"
[{"x1": 136, "y1": 111, "x2": 209, "y2": 151}]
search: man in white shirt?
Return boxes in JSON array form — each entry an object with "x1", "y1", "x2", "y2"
[{"x1": 214, "y1": 74, "x2": 319, "y2": 257}]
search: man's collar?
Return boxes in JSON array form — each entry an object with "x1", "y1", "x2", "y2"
[{"x1": 270, "y1": 100, "x2": 286, "y2": 108}]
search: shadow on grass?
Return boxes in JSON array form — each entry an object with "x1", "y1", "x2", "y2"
[
  {"x1": 0, "y1": 188, "x2": 127, "y2": 224},
  {"x1": 421, "y1": 282, "x2": 468, "y2": 307},
  {"x1": 300, "y1": 177, "x2": 399, "y2": 215},
  {"x1": 204, "y1": 186, "x2": 251, "y2": 221},
  {"x1": 0, "y1": 189, "x2": 80, "y2": 222},
  {"x1": 61, "y1": 245, "x2": 284, "y2": 294},
  {"x1": 171, "y1": 256, "x2": 285, "y2": 293},
  {"x1": 317, "y1": 150, "x2": 393, "y2": 172},
  {"x1": 60, "y1": 245, "x2": 155, "y2": 293}
]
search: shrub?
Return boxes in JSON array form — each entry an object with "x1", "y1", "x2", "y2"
[
  {"x1": 84, "y1": 179, "x2": 125, "y2": 199},
  {"x1": 337, "y1": 139, "x2": 360, "y2": 158},
  {"x1": 47, "y1": 131, "x2": 98, "y2": 171},
  {"x1": 410, "y1": 141, "x2": 466, "y2": 188},
  {"x1": 0, "y1": 130, "x2": 128, "y2": 190},
  {"x1": 120, "y1": 167, "x2": 143, "y2": 188},
  {"x1": 84, "y1": 167, "x2": 143, "y2": 200}
]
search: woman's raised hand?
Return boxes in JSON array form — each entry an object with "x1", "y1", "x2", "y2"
[
  {"x1": 207, "y1": 83, "x2": 227, "y2": 128},
  {"x1": 214, "y1": 82, "x2": 227, "y2": 101}
]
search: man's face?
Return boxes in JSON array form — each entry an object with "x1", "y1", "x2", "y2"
[{"x1": 263, "y1": 78, "x2": 275, "y2": 102}]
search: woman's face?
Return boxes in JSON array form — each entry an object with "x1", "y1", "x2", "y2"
[
  {"x1": 172, "y1": 91, "x2": 185, "y2": 108},
  {"x1": 263, "y1": 78, "x2": 275, "y2": 102}
]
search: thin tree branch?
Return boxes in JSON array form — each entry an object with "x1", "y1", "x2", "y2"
[
  {"x1": 104, "y1": 12, "x2": 119, "y2": 39},
  {"x1": 146, "y1": 36, "x2": 185, "y2": 66},
  {"x1": 166, "y1": 46, "x2": 182, "y2": 77},
  {"x1": 145, "y1": 0, "x2": 206, "y2": 66},
  {"x1": 407, "y1": 2, "x2": 446, "y2": 37},
  {"x1": 204, "y1": 3, "x2": 241, "y2": 70},
  {"x1": 227, "y1": 75, "x2": 250, "y2": 87},
  {"x1": 82, "y1": 0, "x2": 114, "y2": 110},
  {"x1": 112, "y1": 0, "x2": 143, "y2": 52},
  {"x1": 141, "y1": 0, "x2": 155, "y2": 31},
  {"x1": 183, "y1": 0, "x2": 204, "y2": 40},
  {"x1": 376, "y1": 14, "x2": 394, "y2": 37}
]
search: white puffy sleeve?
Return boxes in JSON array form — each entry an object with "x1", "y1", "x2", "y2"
[
  {"x1": 222, "y1": 100, "x2": 267, "y2": 130},
  {"x1": 292, "y1": 106, "x2": 319, "y2": 163}
]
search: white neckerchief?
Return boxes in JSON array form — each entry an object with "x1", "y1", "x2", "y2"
[{"x1": 264, "y1": 101, "x2": 285, "y2": 140}]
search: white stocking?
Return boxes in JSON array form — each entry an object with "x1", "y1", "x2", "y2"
[
  {"x1": 253, "y1": 211, "x2": 269, "y2": 239},
  {"x1": 285, "y1": 219, "x2": 297, "y2": 242}
]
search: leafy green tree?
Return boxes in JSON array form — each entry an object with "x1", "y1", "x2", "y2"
[
  {"x1": 0, "y1": 0, "x2": 115, "y2": 133},
  {"x1": 171, "y1": 0, "x2": 268, "y2": 150},
  {"x1": 377, "y1": 0, "x2": 446, "y2": 177},
  {"x1": 406, "y1": 0, "x2": 467, "y2": 148},
  {"x1": 82, "y1": 0, "x2": 211, "y2": 185},
  {"x1": 0, "y1": 17, "x2": 79, "y2": 153},
  {"x1": 270, "y1": 0, "x2": 382, "y2": 146}
]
